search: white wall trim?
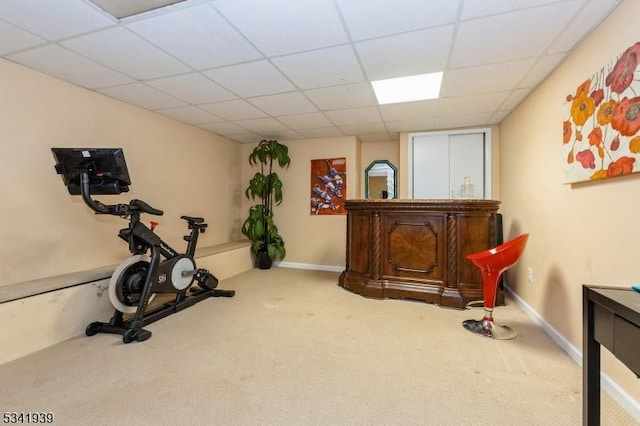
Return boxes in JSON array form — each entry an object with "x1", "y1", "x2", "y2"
[
  {"x1": 506, "y1": 286, "x2": 640, "y2": 422},
  {"x1": 276, "y1": 262, "x2": 344, "y2": 273}
]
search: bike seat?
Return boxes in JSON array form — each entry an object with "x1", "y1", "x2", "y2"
[
  {"x1": 180, "y1": 216, "x2": 207, "y2": 229},
  {"x1": 181, "y1": 215, "x2": 204, "y2": 224}
]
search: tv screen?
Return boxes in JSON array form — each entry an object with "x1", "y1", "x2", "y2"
[{"x1": 51, "y1": 148, "x2": 131, "y2": 195}]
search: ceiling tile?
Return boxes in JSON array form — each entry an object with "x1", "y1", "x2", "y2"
[
  {"x1": 295, "y1": 127, "x2": 346, "y2": 139},
  {"x1": 0, "y1": 0, "x2": 622, "y2": 141},
  {"x1": 461, "y1": 0, "x2": 560, "y2": 19},
  {"x1": 499, "y1": 88, "x2": 532, "y2": 111},
  {"x1": 441, "y1": 59, "x2": 536, "y2": 97},
  {"x1": 519, "y1": 53, "x2": 565, "y2": 87},
  {"x1": 214, "y1": 0, "x2": 348, "y2": 56},
  {"x1": 338, "y1": 123, "x2": 387, "y2": 135},
  {"x1": 234, "y1": 117, "x2": 290, "y2": 133},
  {"x1": 547, "y1": 0, "x2": 620, "y2": 54},
  {"x1": 146, "y1": 73, "x2": 237, "y2": 104},
  {"x1": 490, "y1": 109, "x2": 513, "y2": 123},
  {"x1": 357, "y1": 132, "x2": 394, "y2": 142},
  {"x1": 437, "y1": 92, "x2": 510, "y2": 117},
  {"x1": 199, "y1": 99, "x2": 268, "y2": 121},
  {"x1": 451, "y1": 1, "x2": 582, "y2": 68},
  {"x1": 277, "y1": 112, "x2": 334, "y2": 129},
  {"x1": 324, "y1": 106, "x2": 381, "y2": 126},
  {"x1": 385, "y1": 117, "x2": 436, "y2": 133},
  {"x1": 0, "y1": 0, "x2": 115, "y2": 40},
  {"x1": 434, "y1": 113, "x2": 494, "y2": 129},
  {"x1": 220, "y1": 132, "x2": 263, "y2": 144},
  {"x1": 272, "y1": 45, "x2": 364, "y2": 90},
  {"x1": 379, "y1": 100, "x2": 438, "y2": 122},
  {"x1": 154, "y1": 105, "x2": 221, "y2": 124},
  {"x1": 304, "y1": 82, "x2": 377, "y2": 110},
  {"x1": 6, "y1": 44, "x2": 134, "y2": 89},
  {"x1": 262, "y1": 129, "x2": 303, "y2": 141},
  {"x1": 356, "y1": 25, "x2": 454, "y2": 80},
  {"x1": 127, "y1": 3, "x2": 262, "y2": 70},
  {"x1": 198, "y1": 120, "x2": 251, "y2": 135},
  {"x1": 203, "y1": 60, "x2": 295, "y2": 98},
  {"x1": 337, "y1": 0, "x2": 459, "y2": 41},
  {"x1": 248, "y1": 92, "x2": 318, "y2": 116},
  {"x1": 0, "y1": 20, "x2": 45, "y2": 55},
  {"x1": 98, "y1": 82, "x2": 186, "y2": 109},
  {"x1": 62, "y1": 27, "x2": 190, "y2": 80}
]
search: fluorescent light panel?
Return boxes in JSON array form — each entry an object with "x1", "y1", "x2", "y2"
[
  {"x1": 372, "y1": 72, "x2": 443, "y2": 105},
  {"x1": 89, "y1": 0, "x2": 186, "y2": 19}
]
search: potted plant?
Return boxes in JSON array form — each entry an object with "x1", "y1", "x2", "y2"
[{"x1": 241, "y1": 139, "x2": 291, "y2": 269}]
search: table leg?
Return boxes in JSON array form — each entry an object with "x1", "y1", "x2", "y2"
[{"x1": 583, "y1": 286, "x2": 601, "y2": 425}]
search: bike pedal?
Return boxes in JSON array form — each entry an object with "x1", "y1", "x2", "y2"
[{"x1": 195, "y1": 271, "x2": 219, "y2": 290}]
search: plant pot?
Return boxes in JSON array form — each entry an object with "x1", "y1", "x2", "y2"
[{"x1": 256, "y1": 250, "x2": 273, "y2": 270}]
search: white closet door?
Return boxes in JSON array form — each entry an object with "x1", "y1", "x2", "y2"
[
  {"x1": 449, "y1": 133, "x2": 485, "y2": 198},
  {"x1": 412, "y1": 133, "x2": 450, "y2": 198},
  {"x1": 411, "y1": 131, "x2": 486, "y2": 199}
]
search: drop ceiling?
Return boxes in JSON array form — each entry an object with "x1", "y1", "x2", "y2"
[{"x1": 0, "y1": 0, "x2": 621, "y2": 143}]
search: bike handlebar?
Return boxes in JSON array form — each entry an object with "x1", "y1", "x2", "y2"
[
  {"x1": 130, "y1": 199, "x2": 163, "y2": 216},
  {"x1": 80, "y1": 172, "x2": 163, "y2": 217}
]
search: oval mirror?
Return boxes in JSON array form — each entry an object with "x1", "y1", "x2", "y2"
[{"x1": 365, "y1": 160, "x2": 397, "y2": 199}]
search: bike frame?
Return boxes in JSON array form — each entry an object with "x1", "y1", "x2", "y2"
[{"x1": 78, "y1": 171, "x2": 234, "y2": 342}]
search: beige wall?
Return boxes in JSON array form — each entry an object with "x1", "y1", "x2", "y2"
[
  {"x1": 241, "y1": 137, "x2": 359, "y2": 269},
  {"x1": 0, "y1": 58, "x2": 242, "y2": 287},
  {"x1": 500, "y1": 0, "x2": 639, "y2": 403}
]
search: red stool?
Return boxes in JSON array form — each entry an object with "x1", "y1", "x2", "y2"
[{"x1": 462, "y1": 233, "x2": 529, "y2": 339}]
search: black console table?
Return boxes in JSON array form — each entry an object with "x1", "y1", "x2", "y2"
[{"x1": 583, "y1": 285, "x2": 640, "y2": 425}]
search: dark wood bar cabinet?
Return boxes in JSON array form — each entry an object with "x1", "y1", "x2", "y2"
[{"x1": 338, "y1": 199, "x2": 501, "y2": 309}]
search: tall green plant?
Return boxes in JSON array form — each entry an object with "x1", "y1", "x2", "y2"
[{"x1": 241, "y1": 139, "x2": 291, "y2": 262}]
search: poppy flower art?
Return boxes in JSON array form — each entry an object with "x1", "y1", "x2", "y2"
[{"x1": 563, "y1": 41, "x2": 640, "y2": 183}]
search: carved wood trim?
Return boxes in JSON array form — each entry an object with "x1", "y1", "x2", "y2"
[
  {"x1": 446, "y1": 213, "x2": 457, "y2": 288},
  {"x1": 345, "y1": 199, "x2": 500, "y2": 213},
  {"x1": 372, "y1": 213, "x2": 380, "y2": 280},
  {"x1": 387, "y1": 220, "x2": 438, "y2": 275}
]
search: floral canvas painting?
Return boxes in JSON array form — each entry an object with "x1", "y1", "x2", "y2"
[{"x1": 563, "y1": 41, "x2": 640, "y2": 184}]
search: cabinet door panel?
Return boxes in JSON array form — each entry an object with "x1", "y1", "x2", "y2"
[
  {"x1": 456, "y1": 214, "x2": 492, "y2": 286},
  {"x1": 348, "y1": 212, "x2": 371, "y2": 275},
  {"x1": 382, "y1": 214, "x2": 445, "y2": 282}
]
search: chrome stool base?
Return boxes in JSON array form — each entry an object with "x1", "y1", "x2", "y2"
[{"x1": 462, "y1": 318, "x2": 517, "y2": 340}]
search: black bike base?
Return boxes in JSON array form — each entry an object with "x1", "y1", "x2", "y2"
[{"x1": 86, "y1": 287, "x2": 235, "y2": 343}]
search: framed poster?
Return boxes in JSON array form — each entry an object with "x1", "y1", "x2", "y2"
[{"x1": 310, "y1": 157, "x2": 346, "y2": 215}]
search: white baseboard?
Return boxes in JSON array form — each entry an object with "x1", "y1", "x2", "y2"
[
  {"x1": 506, "y1": 286, "x2": 640, "y2": 422},
  {"x1": 276, "y1": 261, "x2": 344, "y2": 273}
]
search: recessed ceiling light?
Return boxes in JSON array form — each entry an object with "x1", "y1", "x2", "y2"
[
  {"x1": 88, "y1": 0, "x2": 186, "y2": 19},
  {"x1": 371, "y1": 72, "x2": 443, "y2": 105}
]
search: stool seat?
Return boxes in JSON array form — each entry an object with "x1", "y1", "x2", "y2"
[{"x1": 463, "y1": 233, "x2": 529, "y2": 339}]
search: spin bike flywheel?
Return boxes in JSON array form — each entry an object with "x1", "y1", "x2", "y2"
[{"x1": 109, "y1": 254, "x2": 155, "y2": 314}]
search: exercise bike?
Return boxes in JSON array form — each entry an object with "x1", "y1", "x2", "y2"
[{"x1": 52, "y1": 148, "x2": 235, "y2": 343}]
